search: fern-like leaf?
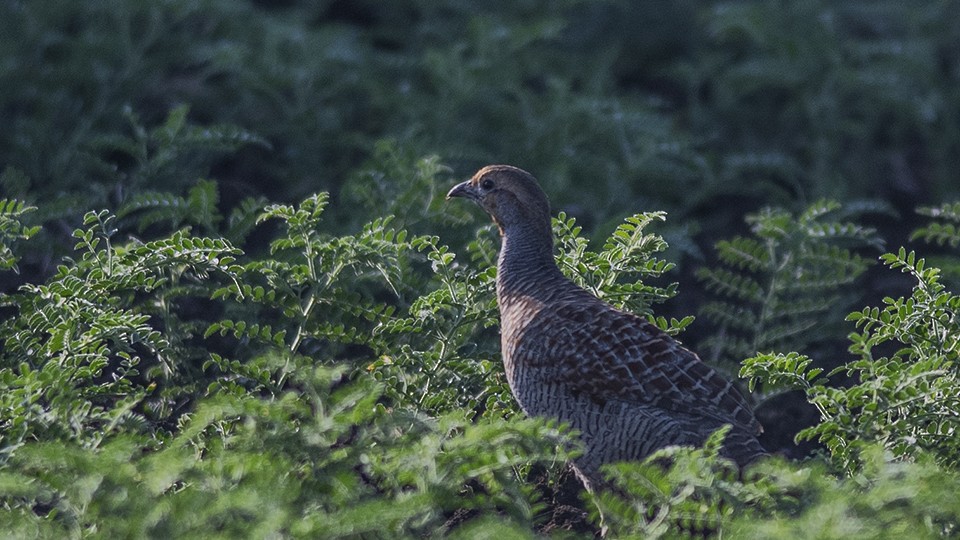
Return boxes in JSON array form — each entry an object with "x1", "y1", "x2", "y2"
[{"x1": 699, "y1": 200, "x2": 878, "y2": 373}]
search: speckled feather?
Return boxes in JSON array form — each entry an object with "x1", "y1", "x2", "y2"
[{"x1": 448, "y1": 165, "x2": 765, "y2": 488}]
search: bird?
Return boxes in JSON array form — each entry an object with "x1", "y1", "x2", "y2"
[{"x1": 447, "y1": 164, "x2": 765, "y2": 491}]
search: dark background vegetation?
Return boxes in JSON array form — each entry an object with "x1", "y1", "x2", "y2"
[
  {"x1": 1, "y1": 0, "x2": 959, "y2": 537},
  {"x1": 6, "y1": 1, "x2": 958, "y2": 229}
]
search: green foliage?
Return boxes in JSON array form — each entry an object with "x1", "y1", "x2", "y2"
[
  {"x1": 342, "y1": 140, "x2": 468, "y2": 232},
  {"x1": 598, "y1": 433, "x2": 960, "y2": 539},
  {"x1": 699, "y1": 200, "x2": 880, "y2": 368},
  {"x1": 824, "y1": 248, "x2": 959, "y2": 470},
  {"x1": 913, "y1": 202, "x2": 960, "y2": 248},
  {"x1": 0, "y1": 195, "x2": 40, "y2": 273},
  {"x1": 688, "y1": 1, "x2": 960, "y2": 203},
  {"x1": 89, "y1": 105, "x2": 269, "y2": 196},
  {"x1": 913, "y1": 202, "x2": 960, "y2": 285},
  {"x1": 207, "y1": 193, "x2": 411, "y2": 362},
  {"x1": 2, "y1": 161, "x2": 960, "y2": 537},
  {"x1": 728, "y1": 448, "x2": 960, "y2": 539},
  {"x1": 0, "y1": 209, "x2": 242, "y2": 452},
  {"x1": 0, "y1": 358, "x2": 570, "y2": 538},
  {"x1": 740, "y1": 351, "x2": 825, "y2": 393},
  {"x1": 2, "y1": 0, "x2": 960, "y2": 535},
  {"x1": 599, "y1": 209, "x2": 960, "y2": 537},
  {"x1": 118, "y1": 177, "x2": 268, "y2": 244},
  {"x1": 0, "y1": 190, "x2": 578, "y2": 535},
  {"x1": 554, "y1": 211, "x2": 693, "y2": 335},
  {"x1": 5, "y1": 0, "x2": 956, "y2": 235},
  {"x1": 374, "y1": 230, "x2": 506, "y2": 416},
  {"x1": 596, "y1": 427, "x2": 752, "y2": 538},
  {"x1": 743, "y1": 247, "x2": 960, "y2": 473}
]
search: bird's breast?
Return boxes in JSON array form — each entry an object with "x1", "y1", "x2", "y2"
[{"x1": 499, "y1": 297, "x2": 578, "y2": 418}]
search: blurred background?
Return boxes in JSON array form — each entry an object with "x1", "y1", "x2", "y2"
[{"x1": 3, "y1": 1, "x2": 957, "y2": 224}]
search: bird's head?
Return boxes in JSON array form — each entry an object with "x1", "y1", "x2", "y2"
[{"x1": 446, "y1": 165, "x2": 551, "y2": 235}]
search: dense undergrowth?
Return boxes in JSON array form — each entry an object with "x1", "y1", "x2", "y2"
[
  {"x1": 1, "y1": 169, "x2": 958, "y2": 538},
  {"x1": 1, "y1": 0, "x2": 959, "y2": 538}
]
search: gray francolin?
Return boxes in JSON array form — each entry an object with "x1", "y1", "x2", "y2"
[{"x1": 447, "y1": 165, "x2": 765, "y2": 490}]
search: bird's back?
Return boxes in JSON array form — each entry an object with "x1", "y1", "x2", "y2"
[{"x1": 499, "y1": 274, "x2": 765, "y2": 486}]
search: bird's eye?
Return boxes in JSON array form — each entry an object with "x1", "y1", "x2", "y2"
[{"x1": 480, "y1": 178, "x2": 495, "y2": 190}]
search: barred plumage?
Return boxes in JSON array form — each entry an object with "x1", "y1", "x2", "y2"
[{"x1": 447, "y1": 165, "x2": 765, "y2": 489}]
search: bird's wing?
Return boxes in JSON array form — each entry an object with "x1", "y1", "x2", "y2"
[{"x1": 547, "y1": 301, "x2": 762, "y2": 435}]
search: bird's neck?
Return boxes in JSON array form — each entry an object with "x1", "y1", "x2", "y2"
[{"x1": 497, "y1": 221, "x2": 564, "y2": 299}]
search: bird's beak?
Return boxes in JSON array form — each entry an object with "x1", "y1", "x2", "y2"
[{"x1": 446, "y1": 180, "x2": 477, "y2": 201}]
